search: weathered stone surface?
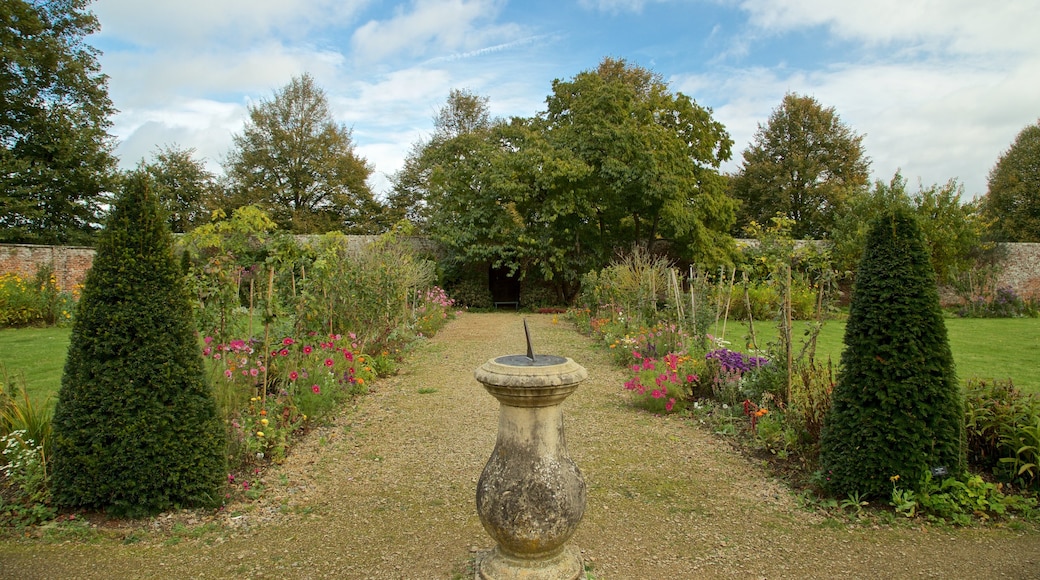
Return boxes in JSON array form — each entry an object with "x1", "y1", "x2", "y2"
[{"x1": 475, "y1": 355, "x2": 587, "y2": 580}]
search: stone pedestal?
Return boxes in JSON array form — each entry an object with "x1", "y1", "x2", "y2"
[{"x1": 474, "y1": 355, "x2": 588, "y2": 580}]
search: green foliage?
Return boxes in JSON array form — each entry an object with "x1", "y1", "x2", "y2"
[
  {"x1": 964, "y1": 378, "x2": 1040, "y2": 489},
  {"x1": 0, "y1": 264, "x2": 77, "y2": 328},
  {"x1": 0, "y1": 0, "x2": 118, "y2": 245},
  {"x1": 1, "y1": 373, "x2": 55, "y2": 526},
  {"x1": 398, "y1": 60, "x2": 737, "y2": 298},
  {"x1": 577, "y1": 247, "x2": 673, "y2": 326},
  {"x1": 890, "y1": 472, "x2": 1037, "y2": 524},
  {"x1": 820, "y1": 208, "x2": 965, "y2": 499},
  {"x1": 543, "y1": 57, "x2": 737, "y2": 267},
  {"x1": 135, "y1": 145, "x2": 217, "y2": 233},
  {"x1": 296, "y1": 230, "x2": 437, "y2": 347},
  {"x1": 50, "y1": 173, "x2": 225, "y2": 516},
  {"x1": 222, "y1": 74, "x2": 381, "y2": 234},
  {"x1": 731, "y1": 93, "x2": 870, "y2": 239},
  {"x1": 445, "y1": 275, "x2": 493, "y2": 310},
  {"x1": 830, "y1": 172, "x2": 986, "y2": 286},
  {"x1": 983, "y1": 120, "x2": 1040, "y2": 242}
]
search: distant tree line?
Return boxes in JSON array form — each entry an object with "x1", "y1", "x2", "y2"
[{"x1": 3, "y1": 1, "x2": 1039, "y2": 294}]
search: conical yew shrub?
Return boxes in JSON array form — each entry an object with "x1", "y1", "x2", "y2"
[
  {"x1": 51, "y1": 173, "x2": 225, "y2": 516},
  {"x1": 819, "y1": 208, "x2": 964, "y2": 498}
]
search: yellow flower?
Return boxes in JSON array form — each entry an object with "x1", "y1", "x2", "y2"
[
  {"x1": 256, "y1": 431, "x2": 265, "y2": 438},
  {"x1": 890, "y1": 474, "x2": 900, "y2": 483},
  {"x1": 260, "y1": 418, "x2": 269, "y2": 426}
]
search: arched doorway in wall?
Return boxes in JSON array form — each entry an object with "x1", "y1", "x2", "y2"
[{"x1": 489, "y1": 265, "x2": 521, "y2": 309}]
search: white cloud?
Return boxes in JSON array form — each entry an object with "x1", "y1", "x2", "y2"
[
  {"x1": 111, "y1": 99, "x2": 245, "y2": 172},
  {"x1": 674, "y1": 52, "x2": 1040, "y2": 197},
  {"x1": 94, "y1": 0, "x2": 368, "y2": 48},
  {"x1": 350, "y1": 0, "x2": 521, "y2": 63},
  {"x1": 736, "y1": 0, "x2": 1040, "y2": 55}
]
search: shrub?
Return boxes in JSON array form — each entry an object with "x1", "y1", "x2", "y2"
[
  {"x1": 0, "y1": 265, "x2": 77, "y2": 328},
  {"x1": 956, "y1": 286, "x2": 1037, "y2": 318},
  {"x1": 50, "y1": 174, "x2": 226, "y2": 516},
  {"x1": 819, "y1": 208, "x2": 964, "y2": 499},
  {"x1": 964, "y1": 378, "x2": 1040, "y2": 489}
]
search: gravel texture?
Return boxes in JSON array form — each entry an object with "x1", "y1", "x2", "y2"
[{"x1": 1, "y1": 312, "x2": 1039, "y2": 579}]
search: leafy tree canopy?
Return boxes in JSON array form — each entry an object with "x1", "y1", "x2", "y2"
[
  {"x1": 222, "y1": 73, "x2": 381, "y2": 234},
  {"x1": 394, "y1": 60, "x2": 738, "y2": 301},
  {"x1": 131, "y1": 145, "x2": 217, "y2": 233},
  {"x1": 543, "y1": 57, "x2": 737, "y2": 266},
  {"x1": 831, "y1": 172, "x2": 987, "y2": 285},
  {"x1": 0, "y1": 0, "x2": 117, "y2": 245},
  {"x1": 731, "y1": 93, "x2": 869, "y2": 239},
  {"x1": 982, "y1": 120, "x2": 1040, "y2": 242}
]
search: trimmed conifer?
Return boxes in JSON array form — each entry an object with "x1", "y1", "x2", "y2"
[
  {"x1": 51, "y1": 173, "x2": 226, "y2": 516},
  {"x1": 819, "y1": 208, "x2": 964, "y2": 498}
]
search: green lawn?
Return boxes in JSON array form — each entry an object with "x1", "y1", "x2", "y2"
[
  {"x1": 789, "y1": 317, "x2": 1040, "y2": 393},
  {"x1": 1, "y1": 317, "x2": 1038, "y2": 406},
  {"x1": 0, "y1": 326, "x2": 71, "y2": 408}
]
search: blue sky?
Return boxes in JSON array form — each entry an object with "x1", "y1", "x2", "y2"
[{"x1": 92, "y1": 0, "x2": 1040, "y2": 200}]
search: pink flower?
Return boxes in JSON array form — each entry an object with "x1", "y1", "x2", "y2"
[
  {"x1": 203, "y1": 346, "x2": 212, "y2": 356},
  {"x1": 633, "y1": 351, "x2": 642, "y2": 360},
  {"x1": 224, "y1": 369, "x2": 233, "y2": 378},
  {"x1": 280, "y1": 348, "x2": 289, "y2": 357},
  {"x1": 651, "y1": 389, "x2": 664, "y2": 399},
  {"x1": 303, "y1": 345, "x2": 313, "y2": 354},
  {"x1": 665, "y1": 398, "x2": 675, "y2": 412},
  {"x1": 324, "y1": 358, "x2": 334, "y2": 367},
  {"x1": 282, "y1": 337, "x2": 294, "y2": 346},
  {"x1": 343, "y1": 351, "x2": 354, "y2": 362},
  {"x1": 312, "y1": 385, "x2": 321, "y2": 394},
  {"x1": 204, "y1": 336, "x2": 213, "y2": 345},
  {"x1": 289, "y1": 371, "x2": 299, "y2": 381},
  {"x1": 686, "y1": 374, "x2": 698, "y2": 383},
  {"x1": 250, "y1": 368, "x2": 259, "y2": 377}
]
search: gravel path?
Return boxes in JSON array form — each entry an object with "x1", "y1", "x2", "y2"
[{"x1": 2, "y1": 312, "x2": 1039, "y2": 579}]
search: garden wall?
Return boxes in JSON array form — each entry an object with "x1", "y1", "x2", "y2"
[
  {"x1": 0, "y1": 236, "x2": 441, "y2": 292},
  {"x1": 2, "y1": 241, "x2": 1039, "y2": 298},
  {"x1": 0, "y1": 244, "x2": 96, "y2": 291},
  {"x1": 998, "y1": 243, "x2": 1040, "y2": 300}
]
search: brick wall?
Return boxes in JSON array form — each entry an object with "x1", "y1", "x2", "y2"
[
  {"x1": 0, "y1": 244, "x2": 96, "y2": 291},
  {"x1": 996, "y1": 243, "x2": 1040, "y2": 300},
  {"x1": 2, "y1": 241, "x2": 1039, "y2": 299}
]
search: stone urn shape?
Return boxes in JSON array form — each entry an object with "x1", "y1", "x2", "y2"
[{"x1": 474, "y1": 320, "x2": 588, "y2": 580}]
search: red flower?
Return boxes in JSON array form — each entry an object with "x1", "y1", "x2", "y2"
[
  {"x1": 282, "y1": 337, "x2": 294, "y2": 346},
  {"x1": 312, "y1": 385, "x2": 321, "y2": 394},
  {"x1": 303, "y1": 345, "x2": 313, "y2": 354},
  {"x1": 280, "y1": 348, "x2": 289, "y2": 356},
  {"x1": 324, "y1": 358, "x2": 334, "y2": 367},
  {"x1": 289, "y1": 371, "x2": 299, "y2": 381}
]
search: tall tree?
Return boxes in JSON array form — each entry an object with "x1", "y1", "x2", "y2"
[
  {"x1": 136, "y1": 145, "x2": 216, "y2": 232},
  {"x1": 981, "y1": 120, "x2": 1040, "y2": 242},
  {"x1": 0, "y1": 0, "x2": 117, "y2": 245},
  {"x1": 731, "y1": 93, "x2": 869, "y2": 239},
  {"x1": 386, "y1": 89, "x2": 493, "y2": 229},
  {"x1": 223, "y1": 74, "x2": 379, "y2": 234},
  {"x1": 542, "y1": 57, "x2": 737, "y2": 267},
  {"x1": 51, "y1": 172, "x2": 225, "y2": 516},
  {"x1": 820, "y1": 208, "x2": 964, "y2": 499}
]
